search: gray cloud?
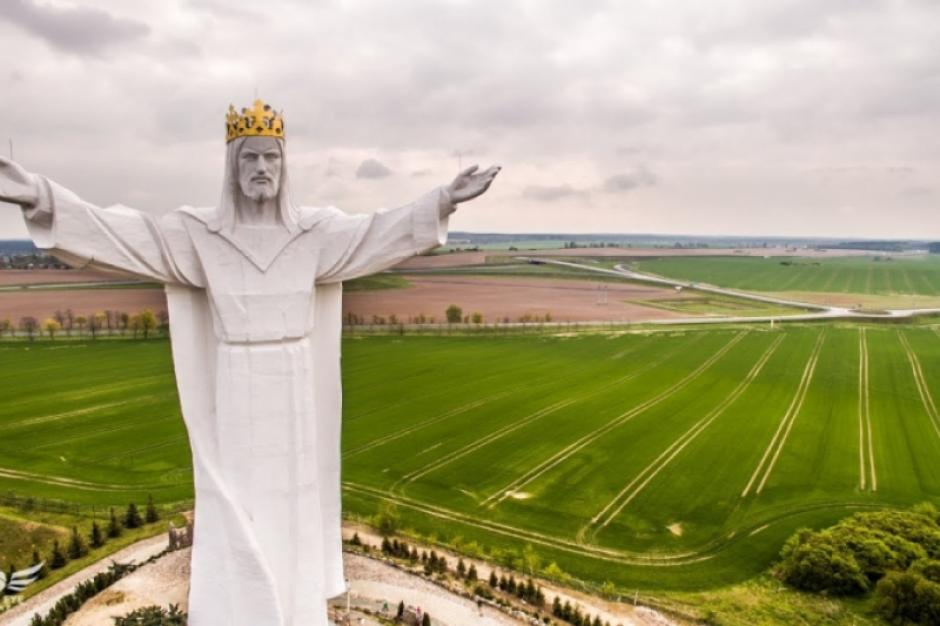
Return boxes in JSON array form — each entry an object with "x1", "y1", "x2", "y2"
[
  {"x1": 2, "y1": 1, "x2": 940, "y2": 239},
  {"x1": 355, "y1": 159, "x2": 393, "y2": 179},
  {"x1": 523, "y1": 185, "x2": 586, "y2": 202},
  {"x1": 603, "y1": 168, "x2": 658, "y2": 193},
  {"x1": 0, "y1": 0, "x2": 149, "y2": 56}
]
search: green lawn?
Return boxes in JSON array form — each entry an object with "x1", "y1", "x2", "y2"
[
  {"x1": 631, "y1": 255, "x2": 940, "y2": 295},
  {"x1": 1, "y1": 326, "x2": 939, "y2": 598}
]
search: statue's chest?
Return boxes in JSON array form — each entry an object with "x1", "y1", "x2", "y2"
[{"x1": 186, "y1": 224, "x2": 322, "y2": 341}]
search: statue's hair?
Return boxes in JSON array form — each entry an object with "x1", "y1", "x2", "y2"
[{"x1": 209, "y1": 136, "x2": 299, "y2": 234}]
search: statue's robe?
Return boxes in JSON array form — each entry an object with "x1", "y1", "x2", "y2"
[{"x1": 23, "y1": 177, "x2": 449, "y2": 626}]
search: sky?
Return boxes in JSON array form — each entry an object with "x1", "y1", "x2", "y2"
[{"x1": 0, "y1": 0, "x2": 938, "y2": 239}]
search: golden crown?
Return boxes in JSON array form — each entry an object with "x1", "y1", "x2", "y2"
[{"x1": 226, "y1": 99, "x2": 285, "y2": 143}]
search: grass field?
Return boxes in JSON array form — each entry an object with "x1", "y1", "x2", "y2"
[
  {"x1": 632, "y1": 255, "x2": 940, "y2": 296},
  {"x1": 2, "y1": 326, "x2": 940, "y2": 597}
]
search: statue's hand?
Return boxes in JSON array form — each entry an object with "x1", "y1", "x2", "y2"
[
  {"x1": 0, "y1": 156, "x2": 39, "y2": 208},
  {"x1": 446, "y1": 164, "x2": 501, "y2": 204}
]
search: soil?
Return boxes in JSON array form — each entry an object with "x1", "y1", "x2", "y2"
[
  {"x1": 0, "y1": 288, "x2": 168, "y2": 323},
  {"x1": 343, "y1": 275, "x2": 697, "y2": 323}
]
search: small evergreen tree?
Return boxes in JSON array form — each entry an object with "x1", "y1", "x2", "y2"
[
  {"x1": 145, "y1": 495, "x2": 159, "y2": 523},
  {"x1": 397, "y1": 600, "x2": 405, "y2": 618},
  {"x1": 31, "y1": 549, "x2": 46, "y2": 579},
  {"x1": 489, "y1": 571, "x2": 498, "y2": 587},
  {"x1": 90, "y1": 520, "x2": 104, "y2": 548},
  {"x1": 68, "y1": 526, "x2": 88, "y2": 559},
  {"x1": 124, "y1": 502, "x2": 143, "y2": 529},
  {"x1": 108, "y1": 507, "x2": 122, "y2": 538},
  {"x1": 457, "y1": 558, "x2": 466, "y2": 577},
  {"x1": 467, "y1": 563, "x2": 478, "y2": 581},
  {"x1": 50, "y1": 540, "x2": 67, "y2": 569},
  {"x1": 349, "y1": 532, "x2": 362, "y2": 546},
  {"x1": 422, "y1": 612, "x2": 431, "y2": 626}
]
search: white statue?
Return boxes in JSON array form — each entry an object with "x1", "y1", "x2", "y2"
[{"x1": 0, "y1": 99, "x2": 500, "y2": 626}]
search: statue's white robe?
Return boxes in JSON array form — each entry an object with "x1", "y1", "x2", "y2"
[{"x1": 23, "y1": 177, "x2": 449, "y2": 626}]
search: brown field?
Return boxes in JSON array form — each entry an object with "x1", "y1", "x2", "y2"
[
  {"x1": 0, "y1": 288, "x2": 168, "y2": 322},
  {"x1": 343, "y1": 275, "x2": 697, "y2": 323},
  {"x1": 0, "y1": 269, "x2": 131, "y2": 286}
]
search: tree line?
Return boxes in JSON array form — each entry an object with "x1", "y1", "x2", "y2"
[{"x1": 0, "y1": 309, "x2": 169, "y2": 340}]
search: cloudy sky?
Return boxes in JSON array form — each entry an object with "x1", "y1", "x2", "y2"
[{"x1": 1, "y1": 0, "x2": 938, "y2": 239}]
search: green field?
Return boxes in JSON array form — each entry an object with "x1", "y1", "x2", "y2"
[
  {"x1": 631, "y1": 255, "x2": 940, "y2": 295},
  {"x1": 2, "y1": 326, "x2": 940, "y2": 597}
]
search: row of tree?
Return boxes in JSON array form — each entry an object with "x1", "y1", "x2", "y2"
[
  {"x1": 551, "y1": 596, "x2": 616, "y2": 626},
  {"x1": 11, "y1": 498, "x2": 160, "y2": 584},
  {"x1": 487, "y1": 569, "x2": 545, "y2": 606},
  {"x1": 0, "y1": 310, "x2": 168, "y2": 340},
  {"x1": 777, "y1": 503, "x2": 940, "y2": 625},
  {"x1": 343, "y1": 306, "x2": 554, "y2": 327}
]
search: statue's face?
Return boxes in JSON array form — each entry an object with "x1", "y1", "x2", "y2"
[{"x1": 237, "y1": 136, "x2": 282, "y2": 203}]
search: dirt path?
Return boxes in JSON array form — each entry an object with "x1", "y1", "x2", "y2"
[
  {"x1": 343, "y1": 525, "x2": 667, "y2": 626},
  {"x1": 0, "y1": 534, "x2": 168, "y2": 626},
  {"x1": 858, "y1": 328, "x2": 876, "y2": 491}
]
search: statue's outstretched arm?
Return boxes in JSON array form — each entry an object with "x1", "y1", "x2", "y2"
[
  {"x1": 0, "y1": 157, "x2": 199, "y2": 286},
  {"x1": 316, "y1": 164, "x2": 500, "y2": 284}
]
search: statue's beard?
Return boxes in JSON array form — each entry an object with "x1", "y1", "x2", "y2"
[{"x1": 239, "y1": 181, "x2": 278, "y2": 204}]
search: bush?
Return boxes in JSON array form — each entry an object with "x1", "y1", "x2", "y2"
[
  {"x1": 113, "y1": 604, "x2": 187, "y2": 625},
  {"x1": 875, "y1": 571, "x2": 940, "y2": 625}
]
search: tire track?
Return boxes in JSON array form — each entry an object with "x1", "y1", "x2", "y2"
[
  {"x1": 584, "y1": 334, "x2": 785, "y2": 539},
  {"x1": 858, "y1": 328, "x2": 876, "y2": 491},
  {"x1": 345, "y1": 481, "x2": 883, "y2": 567},
  {"x1": 742, "y1": 332, "x2": 825, "y2": 497},
  {"x1": 0, "y1": 466, "x2": 172, "y2": 492},
  {"x1": 482, "y1": 331, "x2": 748, "y2": 508},
  {"x1": 394, "y1": 335, "x2": 699, "y2": 490},
  {"x1": 898, "y1": 331, "x2": 940, "y2": 442},
  {"x1": 343, "y1": 391, "x2": 515, "y2": 459}
]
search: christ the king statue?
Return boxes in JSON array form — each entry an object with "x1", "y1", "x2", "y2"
[{"x1": 0, "y1": 99, "x2": 500, "y2": 626}]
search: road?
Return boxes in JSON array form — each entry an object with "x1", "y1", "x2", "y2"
[{"x1": 524, "y1": 257, "x2": 940, "y2": 324}]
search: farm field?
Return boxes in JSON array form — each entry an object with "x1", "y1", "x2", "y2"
[
  {"x1": 632, "y1": 255, "x2": 940, "y2": 298},
  {"x1": 2, "y1": 324, "x2": 940, "y2": 596}
]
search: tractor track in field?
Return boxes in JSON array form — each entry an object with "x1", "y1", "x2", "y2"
[
  {"x1": 0, "y1": 466, "x2": 172, "y2": 491},
  {"x1": 344, "y1": 481, "x2": 885, "y2": 567},
  {"x1": 898, "y1": 331, "x2": 940, "y2": 442},
  {"x1": 343, "y1": 391, "x2": 516, "y2": 459},
  {"x1": 582, "y1": 334, "x2": 786, "y2": 541},
  {"x1": 481, "y1": 331, "x2": 748, "y2": 509},
  {"x1": 393, "y1": 334, "x2": 700, "y2": 492},
  {"x1": 858, "y1": 328, "x2": 876, "y2": 491},
  {"x1": 0, "y1": 396, "x2": 164, "y2": 431},
  {"x1": 742, "y1": 332, "x2": 826, "y2": 498}
]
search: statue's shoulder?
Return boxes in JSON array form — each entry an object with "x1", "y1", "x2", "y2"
[
  {"x1": 170, "y1": 206, "x2": 216, "y2": 226},
  {"x1": 295, "y1": 205, "x2": 345, "y2": 230}
]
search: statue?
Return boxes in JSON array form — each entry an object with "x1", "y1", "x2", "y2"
[{"x1": 0, "y1": 99, "x2": 500, "y2": 626}]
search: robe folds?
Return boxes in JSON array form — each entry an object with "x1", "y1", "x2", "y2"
[{"x1": 23, "y1": 177, "x2": 450, "y2": 626}]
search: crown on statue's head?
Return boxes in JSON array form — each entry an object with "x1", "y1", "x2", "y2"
[{"x1": 226, "y1": 99, "x2": 285, "y2": 143}]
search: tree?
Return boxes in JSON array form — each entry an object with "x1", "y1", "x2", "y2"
[
  {"x1": 129, "y1": 314, "x2": 142, "y2": 339},
  {"x1": 157, "y1": 310, "x2": 170, "y2": 335},
  {"x1": 108, "y1": 507, "x2": 122, "y2": 538},
  {"x1": 124, "y1": 502, "x2": 143, "y2": 529},
  {"x1": 89, "y1": 312, "x2": 105, "y2": 339},
  {"x1": 146, "y1": 494, "x2": 160, "y2": 523},
  {"x1": 74, "y1": 315, "x2": 88, "y2": 336},
  {"x1": 396, "y1": 600, "x2": 405, "y2": 619},
  {"x1": 31, "y1": 549, "x2": 46, "y2": 579},
  {"x1": 19, "y1": 316, "x2": 38, "y2": 341},
  {"x1": 467, "y1": 563, "x2": 478, "y2": 581},
  {"x1": 90, "y1": 521, "x2": 104, "y2": 548},
  {"x1": 42, "y1": 317, "x2": 61, "y2": 339},
  {"x1": 49, "y1": 540, "x2": 67, "y2": 569},
  {"x1": 68, "y1": 526, "x2": 88, "y2": 559},
  {"x1": 445, "y1": 304, "x2": 462, "y2": 324},
  {"x1": 139, "y1": 310, "x2": 157, "y2": 338},
  {"x1": 375, "y1": 501, "x2": 400, "y2": 536},
  {"x1": 422, "y1": 613, "x2": 431, "y2": 626},
  {"x1": 0, "y1": 318, "x2": 10, "y2": 337},
  {"x1": 471, "y1": 312, "x2": 483, "y2": 325},
  {"x1": 489, "y1": 571, "x2": 498, "y2": 588}
]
